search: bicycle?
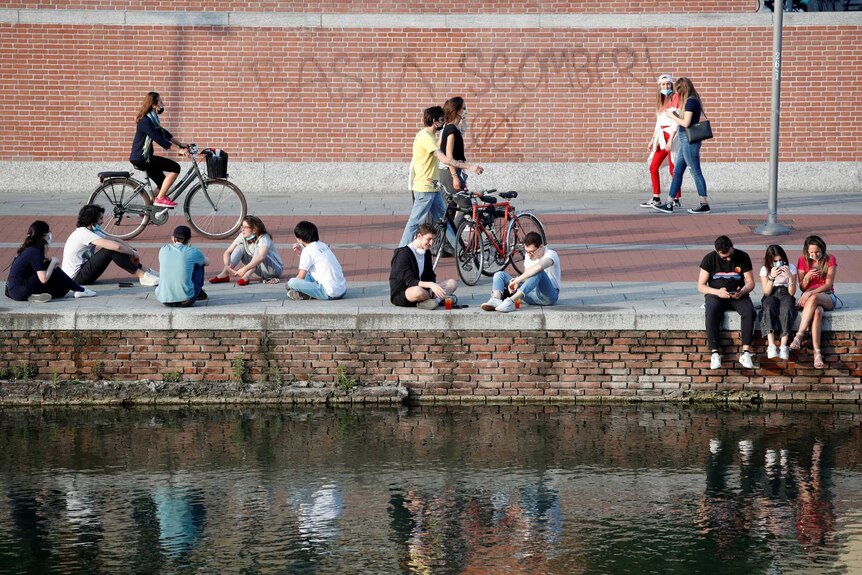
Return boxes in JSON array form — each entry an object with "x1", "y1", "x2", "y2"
[
  {"x1": 428, "y1": 181, "x2": 480, "y2": 271},
  {"x1": 89, "y1": 144, "x2": 247, "y2": 240},
  {"x1": 454, "y1": 191, "x2": 546, "y2": 286}
]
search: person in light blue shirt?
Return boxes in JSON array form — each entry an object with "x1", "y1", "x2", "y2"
[{"x1": 155, "y1": 226, "x2": 208, "y2": 307}]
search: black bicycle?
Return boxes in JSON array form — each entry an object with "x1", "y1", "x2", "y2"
[{"x1": 89, "y1": 144, "x2": 247, "y2": 240}]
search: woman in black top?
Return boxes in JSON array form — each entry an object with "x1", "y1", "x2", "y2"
[
  {"x1": 129, "y1": 92, "x2": 188, "y2": 208},
  {"x1": 5, "y1": 221, "x2": 94, "y2": 302},
  {"x1": 439, "y1": 96, "x2": 470, "y2": 194},
  {"x1": 655, "y1": 77, "x2": 711, "y2": 214}
]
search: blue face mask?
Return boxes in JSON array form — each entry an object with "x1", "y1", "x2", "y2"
[
  {"x1": 93, "y1": 225, "x2": 103, "y2": 233},
  {"x1": 661, "y1": 88, "x2": 673, "y2": 96}
]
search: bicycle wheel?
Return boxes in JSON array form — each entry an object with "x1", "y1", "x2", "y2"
[
  {"x1": 455, "y1": 219, "x2": 484, "y2": 286},
  {"x1": 430, "y1": 220, "x2": 447, "y2": 271},
  {"x1": 185, "y1": 178, "x2": 247, "y2": 240},
  {"x1": 87, "y1": 179, "x2": 151, "y2": 240},
  {"x1": 506, "y1": 213, "x2": 547, "y2": 274},
  {"x1": 481, "y1": 210, "x2": 509, "y2": 276}
]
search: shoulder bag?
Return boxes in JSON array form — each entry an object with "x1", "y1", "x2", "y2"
[{"x1": 685, "y1": 108, "x2": 713, "y2": 143}]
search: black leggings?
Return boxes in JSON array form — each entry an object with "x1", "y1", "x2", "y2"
[
  {"x1": 5, "y1": 269, "x2": 82, "y2": 301},
  {"x1": 760, "y1": 287, "x2": 797, "y2": 338},
  {"x1": 73, "y1": 249, "x2": 141, "y2": 285},
  {"x1": 131, "y1": 155, "x2": 180, "y2": 190},
  {"x1": 704, "y1": 294, "x2": 756, "y2": 350}
]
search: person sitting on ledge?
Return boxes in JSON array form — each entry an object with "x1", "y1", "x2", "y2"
[
  {"x1": 390, "y1": 223, "x2": 457, "y2": 310},
  {"x1": 155, "y1": 225, "x2": 208, "y2": 307},
  {"x1": 481, "y1": 231, "x2": 560, "y2": 313},
  {"x1": 697, "y1": 235, "x2": 756, "y2": 370},
  {"x1": 209, "y1": 215, "x2": 283, "y2": 286},
  {"x1": 286, "y1": 220, "x2": 346, "y2": 301}
]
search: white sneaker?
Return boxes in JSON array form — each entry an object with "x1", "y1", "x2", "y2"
[
  {"x1": 779, "y1": 345, "x2": 791, "y2": 360},
  {"x1": 739, "y1": 351, "x2": 754, "y2": 369},
  {"x1": 496, "y1": 298, "x2": 516, "y2": 313},
  {"x1": 139, "y1": 271, "x2": 160, "y2": 286},
  {"x1": 27, "y1": 293, "x2": 52, "y2": 303},
  {"x1": 766, "y1": 344, "x2": 778, "y2": 359},
  {"x1": 416, "y1": 297, "x2": 439, "y2": 310},
  {"x1": 481, "y1": 297, "x2": 502, "y2": 311},
  {"x1": 148, "y1": 268, "x2": 159, "y2": 277},
  {"x1": 710, "y1": 352, "x2": 721, "y2": 370},
  {"x1": 74, "y1": 288, "x2": 97, "y2": 298}
]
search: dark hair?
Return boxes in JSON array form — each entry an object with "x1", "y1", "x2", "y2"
[
  {"x1": 763, "y1": 244, "x2": 789, "y2": 270},
  {"x1": 524, "y1": 232, "x2": 544, "y2": 248},
  {"x1": 803, "y1": 235, "x2": 829, "y2": 276},
  {"x1": 714, "y1": 235, "x2": 733, "y2": 253},
  {"x1": 135, "y1": 91, "x2": 160, "y2": 124},
  {"x1": 423, "y1": 106, "x2": 444, "y2": 127},
  {"x1": 443, "y1": 97, "x2": 465, "y2": 124},
  {"x1": 77, "y1": 204, "x2": 105, "y2": 228},
  {"x1": 17, "y1": 220, "x2": 50, "y2": 256},
  {"x1": 416, "y1": 223, "x2": 436, "y2": 237},
  {"x1": 294, "y1": 220, "x2": 319, "y2": 244},
  {"x1": 244, "y1": 215, "x2": 269, "y2": 240}
]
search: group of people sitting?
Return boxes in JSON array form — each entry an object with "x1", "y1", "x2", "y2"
[{"x1": 699, "y1": 234, "x2": 841, "y2": 369}]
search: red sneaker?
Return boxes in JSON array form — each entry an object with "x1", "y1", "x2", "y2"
[
  {"x1": 236, "y1": 278, "x2": 250, "y2": 286},
  {"x1": 208, "y1": 275, "x2": 230, "y2": 284},
  {"x1": 154, "y1": 196, "x2": 177, "y2": 207}
]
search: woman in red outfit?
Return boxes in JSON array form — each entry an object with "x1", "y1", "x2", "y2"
[{"x1": 642, "y1": 74, "x2": 680, "y2": 208}]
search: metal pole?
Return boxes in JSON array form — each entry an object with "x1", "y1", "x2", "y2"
[{"x1": 755, "y1": 5, "x2": 791, "y2": 236}]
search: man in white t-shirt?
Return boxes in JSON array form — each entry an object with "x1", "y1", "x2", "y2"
[
  {"x1": 481, "y1": 232, "x2": 560, "y2": 312},
  {"x1": 286, "y1": 221, "x2": 347, "y2": 301}
]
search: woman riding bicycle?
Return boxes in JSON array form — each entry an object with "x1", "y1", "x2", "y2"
[{"x1": 129, "y1": 91, "x2": 189, "y2": 208}]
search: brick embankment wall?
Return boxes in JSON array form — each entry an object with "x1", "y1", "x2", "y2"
[{"x1": 1, "y1": 329, "x2": 860, "y2": 404}]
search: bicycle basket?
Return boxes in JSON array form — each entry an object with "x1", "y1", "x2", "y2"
[{"x1": 205, "y1": 149, "x2": 229, "y2": 179}]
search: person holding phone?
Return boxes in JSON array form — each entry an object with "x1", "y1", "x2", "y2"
[
  {"x1": 697, "y1": 236, "x2": 756, "y2": 369},
  {"x1": 759, "y1": 245, "x2": 797, "y2": 360},
  {"x1": 790, "y1": 235, "x2": 839, "y2": 369}
]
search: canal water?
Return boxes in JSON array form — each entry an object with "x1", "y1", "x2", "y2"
[{"x1": 1, "y1": 405, "x2": 861, "y2": 574}]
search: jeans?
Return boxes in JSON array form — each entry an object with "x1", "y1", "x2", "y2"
[
  {"x1": 229, "y1": 245, "x2": 283, "y2": 278},
  {"x1": 760, "y1": 287, "x2": 797, "y2": 337},
  {"x1": 492, "y1": 271, "x2": 559, "y2": 306},
  {"x1": 287, "y1": 274, "x2": 344, "y2": 300},
  {"x1": 163, "y1": 265, "x2": 205, "y2": 307},
  {"x1": 704, "y1": 295, "x2": 755, "y2": 350},
  {"x1": 668, "y1": 128, "x2": 707, "y2": 200},
  {"x1": 399, "y1": 190, "x2": 447, "y2": 247},
  {"x1": 5, "y1": 268, "x2": 83, "y2": 301},
  {"x1": 74, "y1": 249, "x2": 141, "y2": 285}
]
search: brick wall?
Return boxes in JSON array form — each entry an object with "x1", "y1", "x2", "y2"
[
  {"x1": 2, "y1": 329, "x2": 860, "y2": 402},
  {"x1": 2, "y1": 21, "x2": 860, "y2": 164}
]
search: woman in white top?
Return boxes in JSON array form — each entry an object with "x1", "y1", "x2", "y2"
[
  {"x1": 642, "y1": 74, "x2": 680, "y2": 208},
  {"x1": 209, "y1": 215, "x2": 283, "y2": 286},
  {"x1": 759, "y1": 244, "x2": 797, "y2": 360}
]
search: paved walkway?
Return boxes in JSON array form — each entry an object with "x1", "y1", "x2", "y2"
[{"x1": 0, "y1": 185, "x2": 859, "y2": 330}]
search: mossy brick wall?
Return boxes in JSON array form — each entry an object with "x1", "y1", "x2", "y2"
[{"x1": 1, "y1": 329, "x2": 861, "y2": 402}]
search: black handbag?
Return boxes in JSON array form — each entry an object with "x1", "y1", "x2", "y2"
[{"x1": 686, "y1": 109, "x2": 713, "y2": 143}]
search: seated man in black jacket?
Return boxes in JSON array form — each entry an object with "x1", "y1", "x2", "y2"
[{"x1": 390, "y1": 223, "x2": 457, "y2": 309}]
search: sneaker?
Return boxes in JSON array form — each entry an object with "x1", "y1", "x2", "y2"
[
  {"x1": 153, "y1": 196, "x2": 177, "y2": 207},
  {"x1": 673, "y1": 198, "x2": 681, "y2": 208},
  {"x1": 496, "y1": 298, "x2": 516, "y2": 313},
  {"x1": 209, "y1": 275, "x2": 230, "y2": 284},
  {"x1": 286, "y1": 289, "x2": 311, "y2": 301},
  {"x1": 27, "y1": 293, "x2": 52, "y2": 303},
  {"x1": 640, "y1": 197, "x2": 661, "y2": 208},
  {"x1": 739, "y1": 351, "x2": 754, "y2": 369},
  {"x1": 74, "y1": 288, "x2": 97, "y2": 298},
  {"x1": 139, "y1": 271, "x2": 159, "y2": 286},
  {"x1": 417, "y1": 297, "x2": 440, "y2": 310},
  {"x1": 688, "y1": 203, "x2": 711, "y2": 214},
  {"x1": 147, "y1": 268, "x2": 159, "y2": 277},
  {"x1": 481, "y1": 297, "x2": 503, "y2": 311},
  {"x1": 651, "y1": 201, "x2": 674, "y2": 214},
  {"x1": 766, "y1": 344, "x2": 779, "y2": 359},
  {"x1": 710, "y1": 352, "x2": 721, "y2": 370},
  {"x1": 779, "y1": 345, "x2": 790, "y2": 360}
]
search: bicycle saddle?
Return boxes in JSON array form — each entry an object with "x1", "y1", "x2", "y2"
[
  {"x1": 499, "y1": 191, "x2": 518, "y2": 199},
  {"x1": 97, "y1": 171, "x2": 130, "y2": 179},
  {"x1": 479, "y1": 195, "x2": 497, "y2": 204}
]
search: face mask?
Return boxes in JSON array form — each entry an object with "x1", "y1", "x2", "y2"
[
  {"x1": 661, "y1": 88, "x2": 673, "y2": 96},
  {"x1": 460, "y1": 119, "x2": 468, "y2": 135},
  {"x1": 246, "y1": 234, "x2": 256, "y2": 242},
  {"x1": 414, "y1": 248, "x2": 426, "y2": 256},
  {"x1": 45, "y1": 232, "x2": 53, "y2": 246},
  {"x1": 93, "y1": 225, "x2": 102, "y2": 233},
  {"x1": 157, "y1": 106, "x2": 164, "y2": 115}
]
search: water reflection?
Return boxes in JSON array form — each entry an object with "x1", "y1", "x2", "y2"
[{"x1": 0, "y1": 405, "x2": 861, "y2": 574}]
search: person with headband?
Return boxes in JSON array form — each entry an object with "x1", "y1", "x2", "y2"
[
  {"x1": 641, "y1": 74, "x2": 680, "y2": 209},
  {"x1": 790, "y1": 235, "x2": 840, "y2": 369}
]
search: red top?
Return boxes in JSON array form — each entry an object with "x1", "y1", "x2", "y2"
[{"x1": 797, "y1": 254, "x2": 837, "y2": 293}]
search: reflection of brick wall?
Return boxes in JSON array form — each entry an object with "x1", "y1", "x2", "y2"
[
  {"x1": 1, "y1": 1, "x2": 752, "y2": 13},
  {"x1": 2, "y1": 23, "x2": 860, "y2": 163},
  {"x1": 2, "y1": 329, "x2": 860, "y2": 401}
]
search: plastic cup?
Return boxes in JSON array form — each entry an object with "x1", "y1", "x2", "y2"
[
  {"x1": 445, "y1": 297, "x2": 453, "y2": 310},
  {"x1": 514, "y1": 299, "x2": 521, "y2": 309}
]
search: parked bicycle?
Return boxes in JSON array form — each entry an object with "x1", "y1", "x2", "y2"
[
  {"x1": 429, "y1": 181, "x2": 477, "y2": 271},
  {"x1": 89, "y1": 144, "x2": 247, "y2": 240}
]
